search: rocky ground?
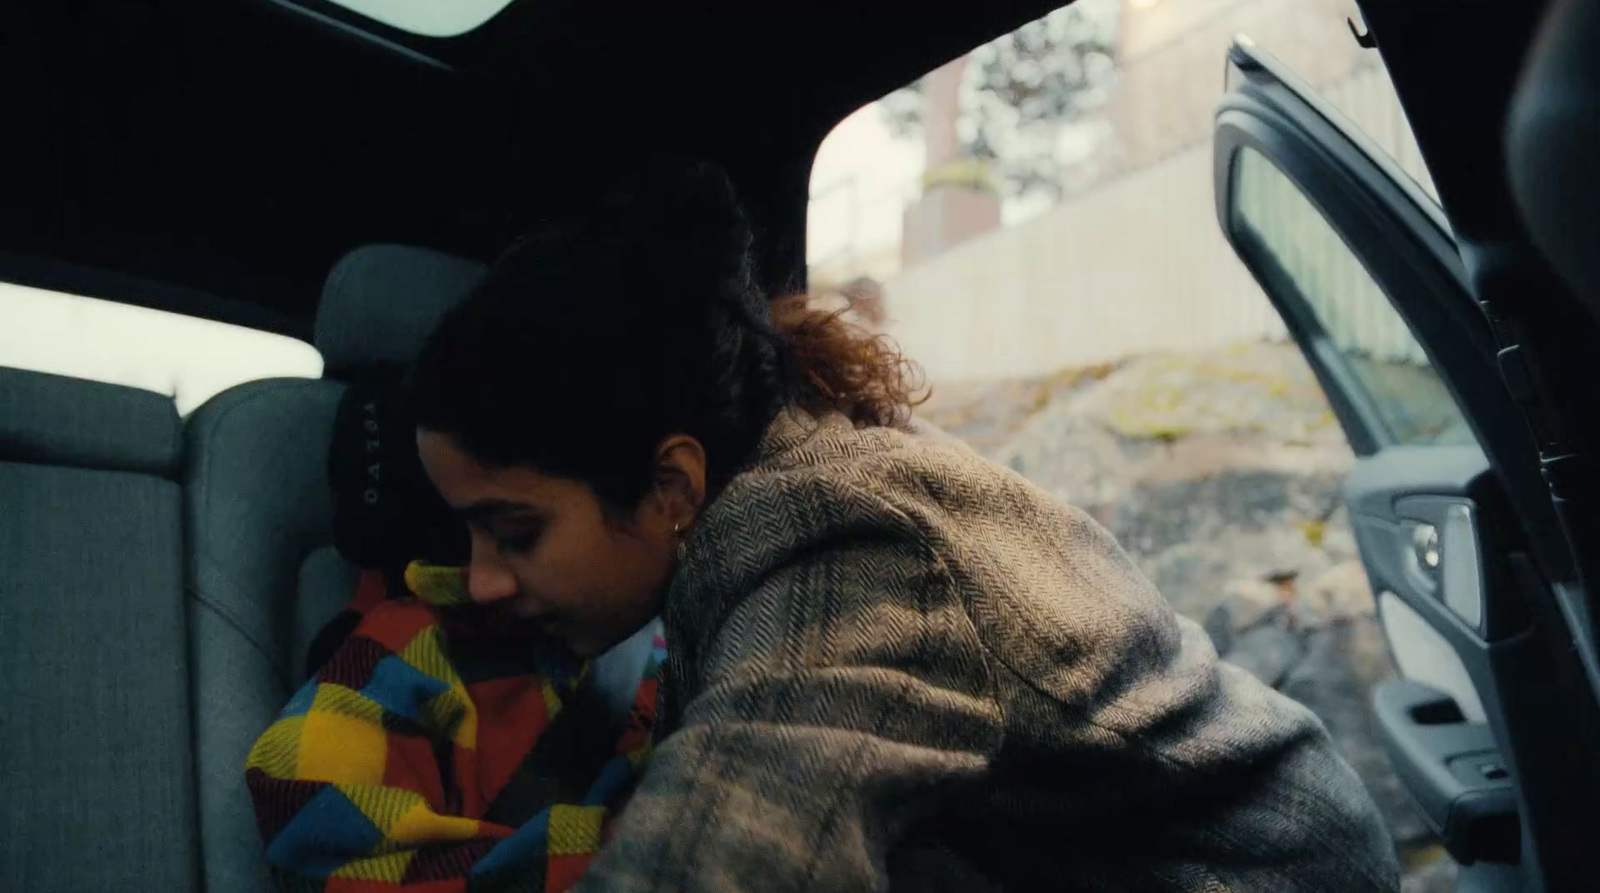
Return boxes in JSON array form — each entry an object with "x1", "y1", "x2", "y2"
[{"x1": 917, "y1": 341, "x2": 1456, "y2": 891}]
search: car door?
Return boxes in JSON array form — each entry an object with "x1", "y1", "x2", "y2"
[{"x1": 1212, "y1": 39, "x2": 1582, "y2": 892}]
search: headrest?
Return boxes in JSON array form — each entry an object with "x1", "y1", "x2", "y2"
[
  {"x1": 328, "y1": 370, "x2": 468, "y2": 572},
  {"x1": 1509, "y1": 0, "x2": 1600, "y2": 318},
  {"x1": 0, "y1": 366, "x2": 181, "y2": 477},
  {"x1": 314, "y1": 244, "x2": 488, "y2": 374}
]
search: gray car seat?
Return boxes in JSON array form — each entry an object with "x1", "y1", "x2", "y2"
[
  {"x1": 0, "y1": 367, "x2": 198, "y2": 892},
  {"x1": 183, "y1": 244, "x2": 487, "y2": 893},
  {"x1": 185, "y1": 244, "x2": 660, "y2": 893}
]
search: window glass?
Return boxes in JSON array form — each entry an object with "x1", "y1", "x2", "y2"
[
  {"x1": 0, "y1": 281, "x2": 322, "y2": 416},
  {"x1": 1233, "y1": 148, "x2": 1472, "y2": 446},
  {"x1": 320, "y1": 0, "x2": 514, "y2": 38}
]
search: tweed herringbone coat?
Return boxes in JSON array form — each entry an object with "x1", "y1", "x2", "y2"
[{"x1": 578, "y1": 409, "x2": 1399, "y2": 892}]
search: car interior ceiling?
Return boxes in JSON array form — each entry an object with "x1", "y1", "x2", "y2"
[
  {"x1": 0, "y1": 0, "x2": 1060, "y2": 336},
  {"x1": 4, "y1": 0, "x2": 1600, "y2": 890}
]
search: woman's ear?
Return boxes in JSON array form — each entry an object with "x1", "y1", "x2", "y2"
[{"x1": 652, "y1": 434, "x2": 707, "y2": 529}]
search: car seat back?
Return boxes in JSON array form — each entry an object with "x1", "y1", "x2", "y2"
[
  {"x1": 184, "y1": 244, "x2": 487, "y2": 893},
  {"x1": 0, "y1": 367, "x2": 198, "y2": 892}
]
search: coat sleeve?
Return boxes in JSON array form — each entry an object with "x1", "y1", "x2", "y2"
[{"x1": 574, "y1": 535, "x2": 1004, "y2": 892}]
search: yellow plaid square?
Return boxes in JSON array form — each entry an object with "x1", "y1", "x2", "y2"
[
  {"x1": 329, "y1": 850, "x2": 414, "y2": 882},
  {"x1": 245, "y1": 714, "x2": 304, "y2": 779},
  {"x1": 547, "y1": 804, "x2": 606, "y2": 857},
  {"x1": 297, "y1": 709, "x2": 387, "y2": 785}
]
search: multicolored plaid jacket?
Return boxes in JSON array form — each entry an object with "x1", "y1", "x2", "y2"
[{"x1": 246, "y1": 562, "x2": 663, "y2": 893}]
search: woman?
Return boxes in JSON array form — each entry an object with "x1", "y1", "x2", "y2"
[{"x1": 410, "y1": 162, "x2": 1399, "y2": 891}]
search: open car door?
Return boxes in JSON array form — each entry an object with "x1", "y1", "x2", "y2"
[{"x1": 1213, "y1": 39, "x2": 1590, "y2": 892}]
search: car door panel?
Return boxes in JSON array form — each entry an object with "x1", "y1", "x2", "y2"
[
  {"x1": 1212, "y1": 38, "x2": 1544, "y2": 884},
  {"x1": 1377, "y1": 594, "x2": 1486, "y2": 724},
  {"x1": 1342, "y1": 448, "x2": 1522, "y2": 863}
]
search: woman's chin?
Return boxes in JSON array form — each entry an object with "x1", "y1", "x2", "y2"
[{"x1": 518, "y1": 616, "x2": 605, "y2": 659}]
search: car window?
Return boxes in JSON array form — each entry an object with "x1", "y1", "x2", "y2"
[
  {"x1": 1232, "y1": 148, "x2": 1474, "y2": 447},
  {"x1": 806, "y1": 0, "x2": 1457, "y2": 887},
  {"x1": 0, "y1": 280, "x2": 322, "y2": 415}
]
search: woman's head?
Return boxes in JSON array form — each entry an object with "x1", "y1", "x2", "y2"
[{"x1": 411, "y1": 160, "x2": 922, "y2": 656}]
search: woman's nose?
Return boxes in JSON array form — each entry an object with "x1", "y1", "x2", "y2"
[{"x1": 466, "y1": 546, "x2": 519, "y2": 605}]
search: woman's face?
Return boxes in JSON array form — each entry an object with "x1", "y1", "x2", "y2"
[{"x1": 416, "y1": 430, "x2": 702, "y2": 658}]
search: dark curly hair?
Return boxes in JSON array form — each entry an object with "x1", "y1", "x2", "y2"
[{"x1": 410, "y1": 160, "x2": 926, "y2": 512}]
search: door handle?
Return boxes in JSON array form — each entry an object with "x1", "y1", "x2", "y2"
[{"x1": 1412, "y1": 522, "x2": 1441, "y2": 572}]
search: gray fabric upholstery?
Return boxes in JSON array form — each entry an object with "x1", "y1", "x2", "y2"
[
  {"x1": 0, "y1": 461, "x2": 196, "y2": 892},
  {"x1": 295, "y1": 544, "x2": 362, "y2": 676},
  {"x1": 183, "y1": 378, "x2": 347, "y2": 893},
  {"x1": 0, "y1": 365, "x2": 180, "y2": 476},
  {"x1": 313, "y1": 244, "x2": 487, "y2": 372}
]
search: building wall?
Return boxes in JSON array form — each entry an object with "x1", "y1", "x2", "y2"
[
  {"x1": 882, "y1": 61, "x2": 1429, "y2": 384},
  {"x1": 1106, "y1": 0, "x2": 1366, "y2": 175},
  {"x1": 883, "y1": 139, "x2": 1283, "y2": 382}
]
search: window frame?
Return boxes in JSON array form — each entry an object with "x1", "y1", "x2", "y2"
[
  {"x1": 1214, "y1": 44, "x2": 1499, "y2": 460},
  {"x1": 259, "y1": 0, "x2": 534, "y2": 70}
]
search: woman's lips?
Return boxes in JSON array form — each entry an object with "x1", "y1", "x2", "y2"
[
  {"x1": 511, "y1": 611, "x2": 560, "y2": 634},
  {"x1": 514, "y1": 606, "x2": 561, "y2": 628},
  {"x1": 531, "y1": 615, "x2": 562, "y2": 633}
]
